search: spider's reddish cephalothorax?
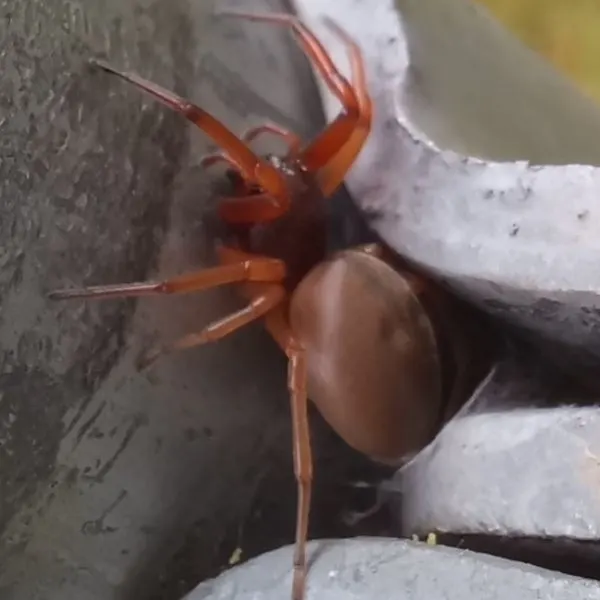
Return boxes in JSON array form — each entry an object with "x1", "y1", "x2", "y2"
[{"x1": 50, "y1": 11, "x2": 372, "y2": 600}]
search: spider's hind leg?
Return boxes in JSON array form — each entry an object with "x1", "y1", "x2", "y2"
[
  {"x1": 138, "y1": 283, "x2": 286, "y2": 370},
  {"x1": 49, "y1": 252, "x2": 288, "y2": 369},
  {"x1": 48, "y1": 257, "x2": 285, "y2": 302}
]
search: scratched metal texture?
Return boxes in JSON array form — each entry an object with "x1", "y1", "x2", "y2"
[
  {"x1": 292, "y1": 0, "x2": 600, "y2": 391},
  {"x1": 382, "y1": 353, "x2": 600, "y2": 578},
  {"x1": 0, "y1": 0, "x2": 361, "y2": 599},
  {"x1": 185, "y1": 537, "x2": 600, "y2": 600},
  {"x1": 264, "y1": 342, "x2": 600, "y2": 580}
]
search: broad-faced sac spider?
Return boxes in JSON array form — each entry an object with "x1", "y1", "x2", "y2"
[{"x1": 49, "y1": 10, "x2": 490, "y2": 600}]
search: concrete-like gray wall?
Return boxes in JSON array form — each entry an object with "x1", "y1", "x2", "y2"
[{"x1": 0, "y1": 0, "x2": 344, "y2": 598}]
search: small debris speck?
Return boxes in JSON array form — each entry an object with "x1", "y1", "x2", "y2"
[{"x1": 228, "y1": 547, "x2": 243, "y2": 565}]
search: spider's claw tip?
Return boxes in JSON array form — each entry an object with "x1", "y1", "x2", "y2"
[
  {"x1": 88, "y1": 58, "x2": 121, "y2": 77},
  {"x1": 213, "y1": 9, "x2": 274, "y2": 22},
  {"x1": 47, "y1": 288, "x2": 78, "y2": 300},
  {"x1": 212, "y1": 7, "x2": 238, "y2": 18},
  {"x1": 88, "y1": 57, "x2": 107, "y2": 69}
]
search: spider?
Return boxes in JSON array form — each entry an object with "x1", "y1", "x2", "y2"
[{"x1": 49, "y1": 10, "x2": 459, "y2": 599}]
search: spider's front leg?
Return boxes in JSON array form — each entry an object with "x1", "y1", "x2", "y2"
[
  {"x1": 49, "y1": 250, "x2": 287, "y2": 368},
  {"x1": 88, "y1": 58, "x2": 289, "y2": 208},
  {"x1": 217, "y1": 11, "x2": 372, "y2": 197}
]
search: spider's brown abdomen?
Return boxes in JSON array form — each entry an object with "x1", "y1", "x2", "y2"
[{"x1": 288, "y1": 249, "x2": 444, "y2": 464}]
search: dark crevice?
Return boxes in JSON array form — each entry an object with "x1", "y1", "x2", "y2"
[{"x1": 435, "y1": 533, "x2": 600, "y2": 582}]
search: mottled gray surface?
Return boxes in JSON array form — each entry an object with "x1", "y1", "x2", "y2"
[
  {"x1": 185, "y1": 537, "x2": 600, "y2": 600},
  {"x1": 0, "y1": 0, "x2": 345, "y2": 598},
  {"x1": 292, "y1": 0, "x2": 600, "y2": 391}
]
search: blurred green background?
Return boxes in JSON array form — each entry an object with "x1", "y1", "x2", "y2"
[{"x1": 477, "y1": 0, "x2": 600, "y2": 104}]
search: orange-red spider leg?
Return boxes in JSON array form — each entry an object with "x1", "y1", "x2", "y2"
[
  {"x1": 138, "y1": 283, "x2": 286, "y2": 370},
  {"x1": 198, "y1": 154, "x2": 287, "y2": 228},
  {"x1": 199, "y1": 153, "x2": 236, "y2": 172},
  {"x1": 216, "y1": 11, "x2": 361, "y2": 173},
  {"x1": 242, "y1": 123, "x2": 303, "y2": 155},
  {"x1": 47, "y1": 257, "x2": 286, "y2": 301},
  {"x1": 217, "y1": 192, "x2": 287, "y2": 225},
  {"x1": 89, "y1": 59, "x2": 288, "y2": 205},
  {"x1": 199, "y1": 122, "x2": 303, "y2": 200},
  {"x1": 288, "y1": 344, "x2": 311, "y2": 600},
  {"x1": 264, "y1": 308, "x2": 312, "y2": 600},
  {"x1": 201, "y1": 124, "x2": 301, "y2": 172},
  {"x1": 312, "y1": 19, "x2": 373, "y2": 197},
  {"x1": 200, "y1": 153, "x2": 253, "y2": 196}
]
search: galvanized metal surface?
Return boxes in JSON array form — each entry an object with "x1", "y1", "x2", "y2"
[
  {"x1": 185, "y1": 537, "x2": 600, "y2": 600},
  {"x1": 292, "y1": 0, "x2": 600, "y2": 389},
  {"x1": 395, "y1": 354, "x2": 600, "y2": 538}
]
